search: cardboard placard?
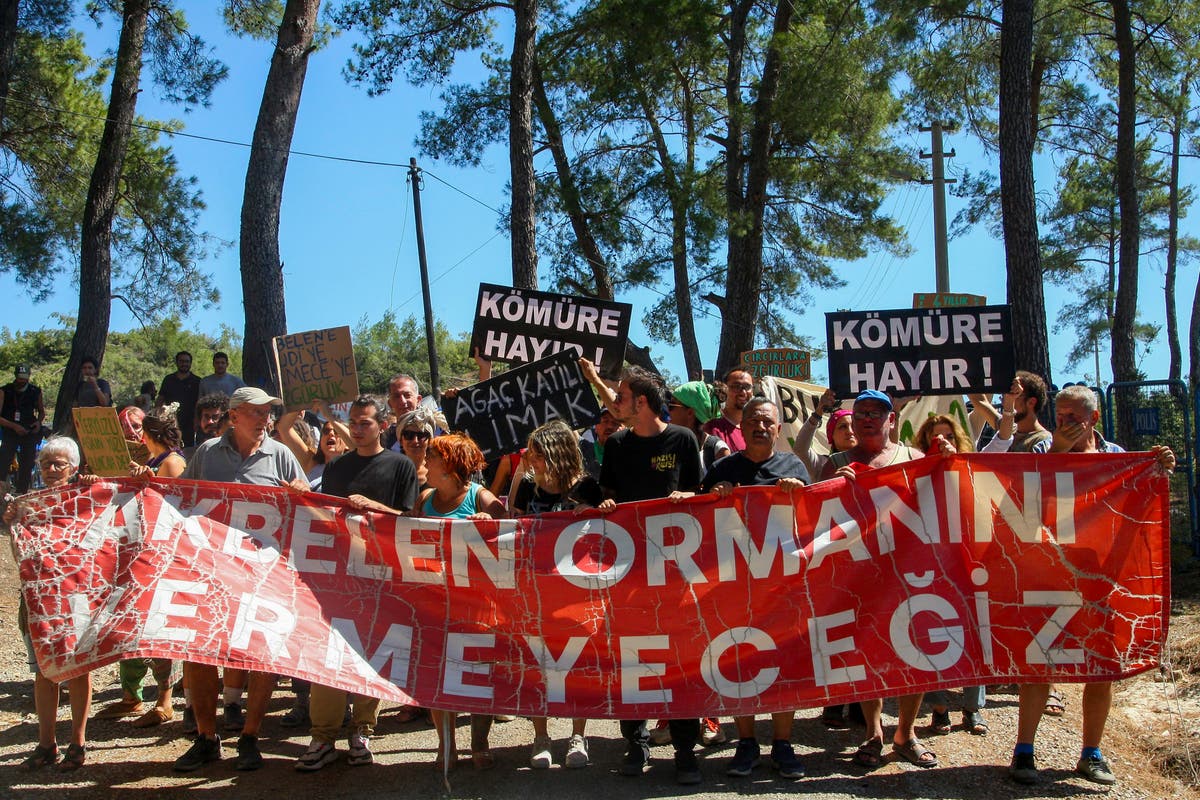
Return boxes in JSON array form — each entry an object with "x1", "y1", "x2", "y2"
[
  {"x1": 913, "y1": 292, "x2": 987, "y2": 309},
  {"x1": 443, "y1": 350, "x2": 601, "y2": 460},
  {"x1": 740, "y1": 348, "x2": 811, "y2": 381},
  {"x1": 469, "y1": 283, "x2": 632, "y2": 379},
  {"x1": 825, "y1": 305, "x2": 1014, "y2": 396},
  {"x1": 272, "y1": 326, "x2": 359, "y2": 411},
  {"x1": 71, "y1": 407, "x2": 131, "y2": 477}
]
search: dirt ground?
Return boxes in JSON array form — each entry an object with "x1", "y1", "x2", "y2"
[{"x1": 0, "y1": 526, "x2": 1198, "y2": 798}]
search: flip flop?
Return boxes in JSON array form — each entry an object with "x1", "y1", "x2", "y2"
[
  {"x1": 893, "y1": 737, "x2": 938, "y2": 768},
  {"x1": 1044, "y1": 691, "x2": 1065, "y2": 717},
  {"x1": 133, "y1": 707, "x2": 174, "y2": 728},
  {"x1": 852, "y1": 739, "x2": 883, "y2": 768}
]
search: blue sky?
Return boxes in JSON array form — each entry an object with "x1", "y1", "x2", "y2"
[{"x1": 2, "y1": 2, "x2": 1195, "y2": 389}]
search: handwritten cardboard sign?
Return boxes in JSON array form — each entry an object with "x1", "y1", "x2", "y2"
[
  {"x1": 272, "y1": 326, "x2": 359, "y2": 411},
  {"x1": 443, "y1": 350, "x2": 601, "y2": 460},
  {"x1": 825, "y1": 305, "x2": 1014, "y2": 396},
  {"x1": 740, "y1": 348, "x2": 811, "y2": 381},
  {"x1": 72, "y1": 407, "x2": 130, "y2": 477},
  {"x1": 469, "y1": 284, "x2": 632, "y2": 379}
]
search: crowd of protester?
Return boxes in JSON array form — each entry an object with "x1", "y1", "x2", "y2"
[{"x1": 0, "y1": 356, "x2": 1178, "y2": 787}]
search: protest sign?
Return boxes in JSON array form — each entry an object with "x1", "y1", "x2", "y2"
[
  {"x1": 71, "y1": 407, "x2": 130, "y2": 477},
  {"x1": 444, "y1": 350, "x2": 601, "y2": 460},
  {"x1": 740, "y1": 348, "x2": 811, "y2": 381},
  {"x1": 14, "y1": 455, "x2": 1167, "y2": 715},
  {"x1": 469, "y1": 284, "x2": 632, "y2": 379},
  {"x1": 272, "y1": 326, "x2": 359, "y2": 411},
  {"x1": 913, "y1": 292, "x2": 987, "y2": 309},
  {"x1": 826, "y1": 306, "x2": 1015, "y2": 396}
]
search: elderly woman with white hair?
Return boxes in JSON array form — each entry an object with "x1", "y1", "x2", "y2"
[{"x1": 4, "y1": 436, "x2": 98, "y2": 771}]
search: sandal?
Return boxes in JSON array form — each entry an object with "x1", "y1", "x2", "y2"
[
  {"x1": 95, "y1": 698, "x2": 144, "y2": 719},
  {"x1": 893, "y1": 737, "x2": 938, "y2": 768},
  {"x1": 133, "y1": 706, "x2": 174, "y2": 728},
  {"x1": 929, "y1": 709, "x2": 952, "y2": 734},
  {"x1": 23, "y1": 744, "x2": 58, "y2": 770},
  {"x1": 821, "y1": 706, "x2": 849, "y2": 729},
  {"x1": 59, "y1": 743, "x2": 86, "y2": 772},
  {"x1": 852, "y1": 739, "x2": 883, "y2": 768},
  {"x1": 1044, "y1": 691, "x2": 1065, "y2": 717},
  {"x1": 471, "y1": 749, "x2": 495, "y2": 770},
  {"x1": 470, "y1": 714, "x2": 493, "y2": 769},
  {"x1": 964, "y1": 710, "x2": 989, "y2": 735},
  {"x1": 395, "y1": 705, "x2": 425, "y2": 724}
]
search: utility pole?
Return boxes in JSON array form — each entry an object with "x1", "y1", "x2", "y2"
[
  {"x1": 408, "y1": 158, "x2": 441, "y2": 403},
  {"x1": 920, "y1": 121, "x2": 957, "y2": 292}
]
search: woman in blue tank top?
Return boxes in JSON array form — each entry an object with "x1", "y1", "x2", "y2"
[{"x1": 417, "y1": 434, "x2": 505, "y2": 771}]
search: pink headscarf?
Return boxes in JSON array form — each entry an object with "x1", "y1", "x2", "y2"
[
  {"x1": 118, "y1": 406, "x2": 145, "y2": 443},
  {"x1": 825, "y1": 408, "x2": 852, "y2": 447}
]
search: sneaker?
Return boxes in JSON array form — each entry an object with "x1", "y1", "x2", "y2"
[
  {"x1": 530, "y1": 735, "x2": 553, "y2": 769},
  {"x1": 1076, "y1": 754, "x2": 1116, "y2": 785},
  {"x1": 347, "y1": 730, "x2": 372, "y2": 766},
  {"x1": 619, "y1": 743, "x2": 649, "y2": 776},
  {"x1": 181, "y1": 706, "x2": 197, "y2": 735},
  {"x1": 235, "y1": 734, "x2": 264, "y2": 771},
  {"x1": 1009, "y1": 751, "x2": 1039, "y2": 784},
  {"x1": 223, "y1": 702, "x2": 245, "y2": 731},
  {"x1": 770, "y1": 740, "x2": 805, "y2": 779},
  {"x1": 725, "y1": 738, "x2": 760, "y2": 777},
  {"x1": 565, "y1": 734, "x2": 589, "y2": 768},
  {"x1": 280, "y1": 703, "x2": 310, "y2": 729},
  {"x1": 702, "y1": 717, "x2": 726, "y2": 746},
  {"x1": 295, "y1": 740, "x2": 337, "y2": 772},
  {"x1": 675, "y1": 751, "x2": 702, "y2": 785},
  {"x1": 494, "y1": 714, "x2": 517, "y2": 722},
  {"x1": 649, "y1": 719, "x2": 672, "y2": 745},
  {"x1": 174, "y1": 735, "x2": 222, "y2": 772}
]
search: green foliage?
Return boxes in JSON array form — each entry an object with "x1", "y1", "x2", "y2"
[
  {"x1": 0, "y1": 316, "x2": 243, "y2": 419},
  {"x1": 351, "y1": 311, "x2": 477, "y2": 396},
  {"x1": 222, "y1": 0, "x2": 338, "y2": 49}
]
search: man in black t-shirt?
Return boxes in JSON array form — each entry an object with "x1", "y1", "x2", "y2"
[
  {"x1": 695, "y1": 398, "x2": 808, "y2": 779},
  {"x1": 596, "y1": 366, "x2": 704, "y2": 785},
  {"x1": 296, "y1": 394, "x2": 418, "y2": 772},
  {"x1": 159, "y1": 352, "x2": 202, "y2": 447},
  {"x1": 0, "y1": 365, "x2": 44, "y2": 494}
]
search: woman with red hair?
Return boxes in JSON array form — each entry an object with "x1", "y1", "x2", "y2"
[{"x1": 416, "y1": 433, "x2": 505, "y2": 771}]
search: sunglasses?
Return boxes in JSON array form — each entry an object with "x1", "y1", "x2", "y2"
[
  {"x1": 401, "y1": 429, "x2": 430, "y2": 442},
  {"x1": 852, "y1": 410, "x2": 887, "y2": 421}
]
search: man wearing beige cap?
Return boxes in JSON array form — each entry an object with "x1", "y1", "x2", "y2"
[{"x1": 175, "y1": 386, "x2": 308, "y2": 773}]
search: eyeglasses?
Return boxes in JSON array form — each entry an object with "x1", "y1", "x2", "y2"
[
  {"x1": 852, "y1": 409, "x2": 887, "y2": 421},
  {"x1": 42, "y1": 460, "x2": 73, "y2": 470},
  {"x1": 401, "y1": 429, "x2": 430, "y2": 442},
  {"x1": 727, "y1": 382, "x2": 754, "y2": 392}
]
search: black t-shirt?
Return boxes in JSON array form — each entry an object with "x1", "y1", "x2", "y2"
[
  {"x1": 599, "y1": 423, "x2": 702, "y2": 503},
  {"x1": 701, "y1": 450, "x2": 810, "y2": 491},
  {"x1": 512, "y1": 474, "x2": 604, "y2": 515},
  {"x1": 321, "y1": 449, "x2": 419, "y2": 512}
]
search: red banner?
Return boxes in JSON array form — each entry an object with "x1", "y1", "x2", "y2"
[{"x1": 12, "y1": 453, "x2": 1168, "y2": 718}]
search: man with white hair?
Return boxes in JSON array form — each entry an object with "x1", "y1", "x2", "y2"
[
  {"x1": 174, "y1": 387, "x2": 308, "y2": 774},
  {"x1": 1010, "y1": 384, "x2": 1176, "y2": 786}
]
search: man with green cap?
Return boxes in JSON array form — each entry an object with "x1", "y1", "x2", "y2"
[{"x1": 668, "y1": 381, "x2": 730, "y2": 472}]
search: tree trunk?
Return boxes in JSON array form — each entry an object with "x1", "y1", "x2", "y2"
[
  {"x1": 0, "y1": 0, "x2": 17, "y2": 127},
  {"x1": 1109, "y1": 0, "x2": 1138, "y2": 443},
  {"x1": 998, "y1": 0, "x2": 1052, "y2": 395},
  {"x1": 508, "y1": 0, "x2": 538, "y2": 290},
  {"x1": 1164, "y1": 73, "x2": 1187, "y2": 390},
  {"x1": 53, "y1": 0, "x2": 149, "y2": 429},
  {"x1": 240, "y1": 0, "x2": 320, "y2": 390},
  {"x1": 716, "y1": 0, "x2": 790, "y2": 376},
  {"x1": 1190, "y1": 270, "x2": 1200, "y2": 400}
]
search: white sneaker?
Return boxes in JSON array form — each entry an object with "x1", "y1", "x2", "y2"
[
  {"x1": 565, "y1": 734, "x2": 589, "y2": 768},
  {"x1": 649, "y1": 719, "x2": 672, "y2": 745},
  {"x1": 530, "y1": 735, "x2": 553, "y2": 769},
  {"x1": 347, "y1": 730, "x2": 372, "y2": 766},
  {"x1": 702, "y1": 717, "x2": 727, "y2": 746},
  {"x1": 295, "y1": 740, "x2": 338, "y2": 772}
]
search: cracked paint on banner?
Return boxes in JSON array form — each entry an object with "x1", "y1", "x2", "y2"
[{"x1": 10, "y1": 453, "x2": 1169, "y2": 718}]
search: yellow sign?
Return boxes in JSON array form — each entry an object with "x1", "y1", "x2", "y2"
[{"x1": 72, "y1": 407, "x2": 130, "y2": 477}]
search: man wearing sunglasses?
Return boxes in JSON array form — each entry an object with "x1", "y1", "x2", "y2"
[{"x1": 817, "y1": 389, "x2": 934, "y2": 771}]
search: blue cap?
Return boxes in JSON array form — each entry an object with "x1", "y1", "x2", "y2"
[{"x1": 854, "y1": 389, "x2": 893, "y2": 409}]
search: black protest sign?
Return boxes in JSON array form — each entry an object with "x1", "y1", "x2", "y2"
[
  {"x1": 469, "y1": 283, "x2": 632, "y2": 379},
  {"x1": 825, "y1": 305, "x2": 1014, "y2": 396},
  {"x1": 443, "y1": 350, "x2": 602, "y2": 461}
]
